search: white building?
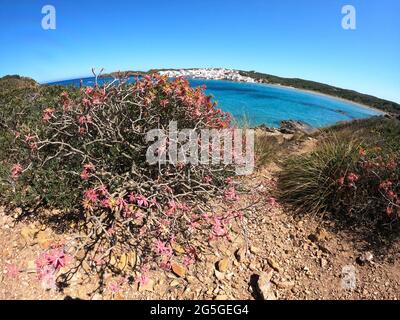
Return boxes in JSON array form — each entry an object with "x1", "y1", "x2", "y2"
[{"x1": 158, "y1": 68, "x2": 256, "y2": 83}]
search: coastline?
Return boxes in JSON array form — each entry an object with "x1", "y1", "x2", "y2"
[
  {"x1": 187, "y1": 76, "x2": 386, "y2": 116},
  {"x1": 260, "y1": 82, "x2": 386, "y2": 115}
]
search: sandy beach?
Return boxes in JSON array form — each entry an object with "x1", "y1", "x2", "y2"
[{"x1": 259, "y1": 82, "x2": 387, "y2": 115}]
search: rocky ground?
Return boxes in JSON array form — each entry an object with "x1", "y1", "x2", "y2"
[{"x1": 0, "y1": 139, "x2": 399, "y2": 300}]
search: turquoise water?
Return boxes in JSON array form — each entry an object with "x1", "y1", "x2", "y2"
[{"x1": 48, "y1": 77, "x2": 383, "y2": 128}]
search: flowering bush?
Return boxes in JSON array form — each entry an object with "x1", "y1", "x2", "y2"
[
  {"x1": 3, "y1": 74, "x2": 243, "y2": 285},
  {"x1": 279, "y1": 118, "x2": 400, "y2": 230}
]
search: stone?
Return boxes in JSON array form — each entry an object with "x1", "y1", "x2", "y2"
[
  {"x1": 170, "y1": 279, "x2": 181, "y2": 287},
  {"x1": 308, "y1": 228, "x2": 329, "y2": 243},
  {"x1": 26, "y1": 260, "x2": 37, "y2": 273},
  {"x1": 75, "y1": 249, "x2": 86, "y2": 260},
  {"x1": 279, "y1": 120, "x2": 317, "y2": 135},
  {"x1": 92, "y1": 293, "x2": 103, "y2": 300},
  {"x1": 274, "y1": 280, "x2": 295, "y2": 289},
  {"x1": 139, "y1": 278, "x2": 155, "y2": 292},
  {"x1": 266, "y1": 258, "x2": 281, "y2": 272},
  {"x1": 214, "y1": 269, "x2": 225, "y2": 281},
  {"x1": 318, "y1": 244, "x2": 331, "y2": 254},
  {"x1": 20, "y1": 225, "x2": 38, "y2": 245},
  {"x1": 250, "y1": 246, "x2": 260, "y2": 254},
  {"x1": 356, "y1": 251, "x2": 374, "y2": 266},
  {"x1": 214, "y1": 295, "x2": 228, "y2": 300},
  {"x1": 248, "y1": 263, "x2": 257, "y2": 271},
  {"x1": 235, "y1": 247, "x2": 246, "y2": 262},
  {"x1": 110, "y1": 251, "x2": 136, "y2": 271},
  {"x1": 171, "y1": 242, "x2": 185, "y2": 255},
  {"x1": 126, "y1": 251, "x2": 137, "y2": 269},
  {"x1": 320, "y1": 258, "x2": 328, "y2": 268},
  {"x1": 171, "y1": 261, "x2": 186, "y2": 277},
  {"x1": 217, "y1": 258, "x2": 229, "y2": 273},
  {"x1": 256, "y1": 271, "x2": 276, "y2": 300},
  {"x1": 13, "y1": 207, "x2": 23, "y2": 217},
  {"x1": 36, "y1": 230, "x2": 52, "y2": 249}
]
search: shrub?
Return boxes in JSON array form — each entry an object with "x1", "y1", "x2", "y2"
[
  {"x1": 278, "y1": 118, "x2": 400, "y2": 228},
  {"x1": 1, "y1": 74, "x2": 243, "y2": 282}
]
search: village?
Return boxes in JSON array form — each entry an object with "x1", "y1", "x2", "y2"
[{"x1": 158, "y1": 68, "x2": 258, "y2": 83}]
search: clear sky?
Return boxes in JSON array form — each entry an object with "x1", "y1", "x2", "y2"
[{"x1": 0, "y1": 0, "x2": 399, "y2": 102}]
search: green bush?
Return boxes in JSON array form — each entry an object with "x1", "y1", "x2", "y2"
[
  {"x1": 279, "y1": 117, "x2": 400, "y2": 226},
  {"x1": 1, "y1": 74, "x2": 241, "y2": 279}
]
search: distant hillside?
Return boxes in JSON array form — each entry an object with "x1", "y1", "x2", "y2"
[
  {"x1": 238, "y1": 70, "x2": 400, "y2": 114},
  {"x1": 0, "y1": 75, "x2": 38, "y2": 92},
  {"x1": 100, "y1": 70, "x2": 148, "y2": 78}
]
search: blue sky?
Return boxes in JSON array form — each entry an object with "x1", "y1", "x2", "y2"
[{"x1": 0, "y1": 0, "x2": 399, "y2": 102}]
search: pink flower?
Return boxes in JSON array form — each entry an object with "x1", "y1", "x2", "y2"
[
  {"x1": 116, "y1": 197, "x2": 128, "y2": 210},
  {"x1": 159, "y1": 260, "x2": 171, "y2": 270},
  {"x1": 78, "y1": 116, "x2": 86, "y2": 125},
  {"x1": 100, "y1": 198, "x2": 110, "y2": 208},
  {"x1": 11, "y1": 163, "x2": 23, "y2": 180},
  {"x1": 379, "y1": 180, "x2": 393, "y2": 190},
  {"x1": 386, "y1": 206, "x2": 394, "y2": 216},
  {"x1": 347, "y1": 173, "x2": 359, "y2": 183},
  {"x1": 166, "y1": 200, "x2": 177, "y2": 216},
  {"x1": 267, "y1": 197, "x2": 277, "y2": 207},
  {"x1": 139, "y1": 274, "x2": 149, "y2": 286},
  {"x1": 47, "y1": 248, "x2": 69, "y2": 270},
  {"x1": 37, "y1": 265, "x2": 57, "y2": 289},
  {"x1": 337, "y1": 177, "x2": 345, "y2": 186},
  {"x1": 34, "y1": 247, "x2": 71, "y2": 290},
  {"x1": 203, "y1": 176, "x2": 212, "y2": 184},
  {"x1": 78, "y1": 127, "x2": 86, "y2": 135},
  {"x1": 224, "y1": 186, "x2": 239, "y2": 201},
  {"x1": 82, "y1": 98, "x2": 91, "y2": 107},
  {"x1": 183, "y1": 256, "x2": 195, "y2": 267},
  {"x1": 153, "y1": 240, "x2": 173, "y2": 257},
  {"x1": 108, "y1": 282, "x2": 120, "y2": 294},
  {"x1": 35, "y1": 253, "x2": 49, "y2": 269},
  {"x1": 80, "y1": 170, "x2": 89, "y2": 180},
  {"x1": 97, "y1": 185, "x2": 109, "y2": 196},
  {"x1": 42, "y1": 108, "x2": 55, "y2": 122},
  {"x1": 5, "y1": 263, "x2": 20, "y2": 278},
  {"x1": 128, "y1": 193, "x2": 136, "y2": 203},
  {"x1": 160, "y1": 99, "x2": 169, "y2": 107},
  {"x1": 212, "y1": 217, "x2": 226, "y2": 237},
  {"x1": 189, "y1": 220, "x2": 200, "y2": 231},
  {"x1": 85, "y1": 87, "x2": 94, "y2": 95},
  {"x1": 84, "y1": 188, "x2": 98, "y2": 203},
  {"x1": 387, "y1": 191, "x2": 396, "y2": 200},
  {"x1": 136, "y1": 194, "x2": 149, "y2": 207}
]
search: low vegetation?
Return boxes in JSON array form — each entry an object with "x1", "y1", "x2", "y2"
[{"x1": 278, "y1": 117, "x2": 400, "y2": 232}]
